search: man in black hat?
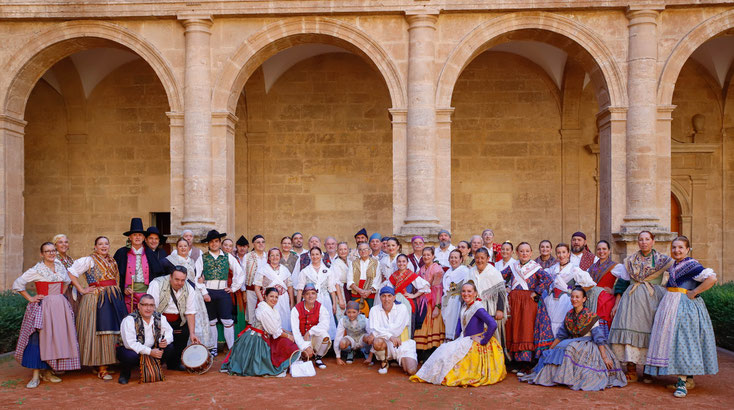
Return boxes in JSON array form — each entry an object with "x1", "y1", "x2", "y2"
[
  {"x1": 114, "y1": 218, "x2": 166, "y2": 313},
  {"x1": 145, "y1": 226, "x2": 168, "y2": 260},
  {"x1": 234, "y1": 235, "x2": 249, "y2": 267},
  {"x1": 349, "y1": 228, "x2": 369, "y2": 262},
  {"x1": 194, "y1": 229, "x2": 245, "y2": 355},
  {"x1": 570, "y1": 231, "x2": 597, "y2": 270}
]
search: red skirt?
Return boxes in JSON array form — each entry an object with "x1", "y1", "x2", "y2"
[{"x1": 505, "y1": 290, "x2": 536, "y2": 353}]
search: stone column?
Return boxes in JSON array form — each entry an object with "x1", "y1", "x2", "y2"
[
  {"x1": 623, "y1": 8, "x2": 660, "y2": 225},
  {"x1": 0, "y1": 114, "x2": 27, "y2": 288},
  {"x1": 178, "y1": 14, "x2": 214, "y2": 232},
  {"x1": 401, "y1": 12, "x2": 441, "y2": 239},
  {"x1": 210, "y1": 111, "x2": 239, "y2": 235},
  {"x1": 167, "y1": 111, "x2": 185, "y2": 237},
  {"x1": 435, "y1": 108, "x2": 454, "y2": 230},
  {"x1": 614, "y1": 7, "x2": 675, "y2": 256},
  {"x1": 389, "y1": 108, "x2": 408, "y2": 235}
]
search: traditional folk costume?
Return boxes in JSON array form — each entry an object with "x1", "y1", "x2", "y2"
[
  {"x1": 435, "y1": 244, "x2": 456, "y2": 268},
  {"x1": 520, "y1": 307, "x2": 626, "y2": 390},
  {"x1": 468, "y1": 263, "x2": 508, "y2": 354},
  {"x1": 413, "y1": 262, "x2": 445, "y2": 352},
  {"x1": 534, "y1": 255, "x2": 558, "y2": 270},
  {"x1": 147, "y1": 275, "x2": 197, "y2": 370},
  {"x1": 368, "y1": 298, "x2": 417, "y2": 365},
  {"x1": 411, "y1": 301, "x2": 506, "y2": 386},
  {"x1": 407, "y1": 253, "x2": 424, "y2": 274},
  {"x1": 644, "y1": 258, "x2": 718, "y2": 377},
  {"x1": 290, "y1": 299, "x2": 332, "y2": 358},
  {"x1": 347, "y1": 257, "x2": 380, "y2": 317},
  {"x1": 388, "y1": 269, "x2": 430, "y2": 335},
  {"x1": 222, "y1": 300, "x2": 300, "y2": 376},
  {"x1": 254, "y1": 263, "x2": 293, "y2": 332},
  {"x1": 585, "y1": 259, "x2": 624, "y2": 338},
  {"x1": 442, "y1": 265, "x2": 468, "y2": 340},
  {"x1": 570, "y1": 249, "x2": 597, "y2": 271},
  {"x1": 165, "y1": 253, "x2": 211, "y2": 348},
  {"x1": 608, "y1": 250, "x2": 673, "y2": 365},
  {"x1": 69, "y1": 253, "x2": 128, "y2": 366},
  {"x1": 501, "y1": 260, "x2": 554, "y2": 362},
  {"x1": 334, "y1": 312, "x2": 371, "y2": 360},
  {"x1": 242, "y1": 248, "x2": 267, "y2": 328},
  {"x1": 114, "y1": 218, "x2": 165, "y2": 313},
  {"x1": 14, "y1": 261, "x2": 81, "y2": 372},
  {"x1": 281, "y1": 250, "x2": 300, "y2": 285},
  {"x1": 117, "y1": 312, "x2": 174, "y2": 383},
  {"x1": 57, "y1": 253, "x2": 82, "y2": 316},
  {"x1": 494, "y1": 257, "x2": 516, "y2": 274},
  {"x1": 483, "y1": 243, "x2": 503, "y2": 266},
  {"x1": 296, "y1": 263, "x2": 337, "y2": 338},
  {"x1": 194, "y1": 230, "x2": 245, "y2": 353},
  {"x1": 330, "y1": 256, "x2": 350, "y2": 321},
  {"x1": 379, "y1": 254, "x2": 399, "y2": 285},
  {"x1": 544, "y1": 263, "x2": 596, "y2": 336}
]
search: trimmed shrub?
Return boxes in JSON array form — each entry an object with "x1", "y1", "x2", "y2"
[
  {"x1": 0, "y1": 291, "x2": 28, "y2": 354},
  {"x1": 701, "y1": 282, "x2": 734, "y2": 351}
]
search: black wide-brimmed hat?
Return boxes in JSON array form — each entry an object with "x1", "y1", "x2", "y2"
[
  {"x1": 145, "y1": 226, "x2": 166, "y2": 242},
  {"x1": 123, "y1": 218, "x2": 146, "y2": 236},
  {"x1": 202, "y1": 229, "x2": 227, "y2": 243}
]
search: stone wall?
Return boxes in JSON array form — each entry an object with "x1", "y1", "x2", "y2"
[
  {"x1": 451, "y1": 51, "x2": 598, "y2": 248},
  {"x1": 23, "y1": 59, "x2": 170, "y2": 268},
  {"x1": 234, "y1": 53, "x2": 393, "y2": 243}
]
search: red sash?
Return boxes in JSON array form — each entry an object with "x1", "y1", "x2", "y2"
[
  {"x1": 35, "y1": 281, "x2": 63, "y2": 296},
  {"x1": 390, "y1": 270, "x2": 419, "y2": 312}
]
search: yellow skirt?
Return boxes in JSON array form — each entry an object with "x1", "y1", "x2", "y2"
[{"x1": 411, "y1": 338, "x2": 507, "y2": 387}]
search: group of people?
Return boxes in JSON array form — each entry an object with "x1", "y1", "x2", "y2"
[{"x1": 13, "y1": 220, "x2": 719, "y2": 398}]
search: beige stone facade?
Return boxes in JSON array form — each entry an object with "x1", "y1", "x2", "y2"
[{"x1": 1, "y1": 1, "x2": 734, "y2": 287}]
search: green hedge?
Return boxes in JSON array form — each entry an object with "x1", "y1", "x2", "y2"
[
  {"x1": 0, "y1": 291, "x2": 28, "y2": 354},
  {"x1": 701, "y1": 282, "x2": 734, "y2": 351}
]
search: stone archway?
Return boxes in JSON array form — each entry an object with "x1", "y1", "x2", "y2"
[
  {"x1": 210, "y1": 17, "x2": 407, "y2": 235},
  {"x1": 212, "y1": 17, "x2": 406, "y2": 114},
  {"x1": 0, "y1": 20, "x2": 182, "y2": 285},
  {"x1": 436, "y1": 12, "x2": 627, "y2": 111},
  {"x1": 658, "y1": 9, "x2": 734, "y2": 107}
]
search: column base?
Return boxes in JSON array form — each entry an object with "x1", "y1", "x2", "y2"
[
  {"x1": 397, "y1": 221, "x2": 444, "y2": 247},
  {"x1": 180, "y1": 220, "x2": 217, "y2": 237}
]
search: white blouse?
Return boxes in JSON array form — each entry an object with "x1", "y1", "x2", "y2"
[
  {"x1": 295, "y1": 263, "x2": 336, "y2": 293},
  {"x1": 13, "y1": 261, "x2": 70, "y2": 292},
  {"x1": 256, "y1": 301, "x2": 285, "y2": 338}
]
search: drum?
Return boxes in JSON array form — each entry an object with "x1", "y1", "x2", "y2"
[{"x1": 181, "y1": 344, "x2": 213, "y2": 374}]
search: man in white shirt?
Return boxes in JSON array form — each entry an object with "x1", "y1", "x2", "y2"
[
  {"x1": 348, "y1": 243, "x2": 380, "y2": 315},
  {"x1": 323, "y1": 236, "x2": 338, "y2": 267},
  {"x1": 243, "y1": 235, "x2": 267, "y2": 324},
  {"x1": 291, "y1": 232, "x2": 307, "y2": 256},
  {"x1": 369, "y1": 233, "x2": 386, "y2": 260},
  {"x1": 117, "y1": 294, "x2": 174, "y2": 384},
  {"x1": 570, "y1": 231, "x2": 598, "y2": 270},
  {"x1": 147, "y1": 267, "x2": 200, "y2": 372},
  {"x1": 365, "y1": 286, "x2": 417, "y2": 375},
  {"x1": 194, "y1": 229, "x2": 245, "y2": 355},
  {"x1": 290, "y1": 283, "x2": 332, "y2": 369},
  {"x1": 434, "y1": 229, "x2": 456, "y2": 268},
  {"x1": 235, "y1": 235, "x2": 249, "y2": 267}
]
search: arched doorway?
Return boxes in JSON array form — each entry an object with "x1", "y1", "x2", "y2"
[{"x1": 671, "y1": 192, "x2": 682, "y2": 236}]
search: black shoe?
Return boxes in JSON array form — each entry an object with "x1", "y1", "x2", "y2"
[{"x1": 118, "y1": 371, "x2": 130, "y2": 385}]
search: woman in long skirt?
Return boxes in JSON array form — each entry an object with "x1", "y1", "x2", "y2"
[
  {"x1": 413, "y1": 247, "x2": 445, "y2": 361},
  {"x1": 222, "y1": 288, "x2": 300, "y2": 376},
  {"x1": 68, "y1": 236, "x2": 128, "y2": 380},
  {"x1": 644, "y1": 236, "x2": 718, "y2": 398},
  {"x1": 411, "y1": 282, "x2": 506, "y2": 386},
  {"x1": 585, "y1": 240, "x2": 624, "y2": 337},
  {"x1": 608, "y1": 231, "x2": 673, "y2": 382},
  {"x1": 521, "y1": 286, "x2": 626, "y2": 391},
  {"x1": 14, "y1": 242, "x2": 80, "y2": 388},
  {"x1": 544, "y1": 243, "x2": 596, "y2": 337},
  {"x1": 442, "y1": 249, "x2": 469, "y2": 341}
]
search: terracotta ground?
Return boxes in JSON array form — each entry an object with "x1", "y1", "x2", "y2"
[{"x1": 0, "y1": 350, "x2": 732, "y2": 408}]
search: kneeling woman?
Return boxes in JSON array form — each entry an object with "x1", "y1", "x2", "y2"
[
  {"x1": 222, "y1": 287, "x2": 300, "y2": 376},
  {"x1": 521, "y1": 286, "x2": 626, "y2": 391},
  {"x1": 411, "y1": 282, "x2": 506, "y2": 387},
  {"x1": 644, "y1": 236, "x2": 718, "y2": 398}
]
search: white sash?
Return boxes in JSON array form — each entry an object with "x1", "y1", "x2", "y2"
[
  {"x1": 509, "y1": 260, "x2": 541, "y2": 290},
  {"x1": 261, "y1": 264, "x2": 287, "y2": 289}
]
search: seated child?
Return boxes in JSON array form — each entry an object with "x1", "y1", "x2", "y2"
[{"x1": 335, "y1": 301, "x2": 371, "y2": 364}]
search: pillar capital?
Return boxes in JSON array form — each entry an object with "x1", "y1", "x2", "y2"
[
  {"x1": 178, "y1": 14, "x2": 213, "y2": 33},
  {"x1": 405, "y1": 12, "x2": 438, "y2": 29},
  {"x1": 435, "y1": 107, "x2": 454, "y2": 124},
  {"x1": 166, "y1": 111, "x2": 185, "y2": 128},
  {"x1": 388, "y1": 108, "x2": 407, "y2": 124},
  {"x1": 626, "y1": 8, "x2": 662, "y2": 25}
]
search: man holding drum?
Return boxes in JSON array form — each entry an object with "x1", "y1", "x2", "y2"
[
  {"x1": 117, "y1": 295, "x2": 174, "y2": 384},
  {"x1": 147, "y1": 266, "x2": 200, "y2": 372}
]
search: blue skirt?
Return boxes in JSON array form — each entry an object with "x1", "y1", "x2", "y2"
[
  {"x1": 96, "y1": 290, "x2": 128, "y2": 333},
  {"x1": 21, "y1": 332, "x2": 50, "y2": 370}
]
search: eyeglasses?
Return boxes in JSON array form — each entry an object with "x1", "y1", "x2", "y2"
[
  {"x1": 43, "y1": 249, "x2": 57, "y2": 254},
  {"x1": 139, "y1": 303, "x2": 156, "y2": 307}
]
